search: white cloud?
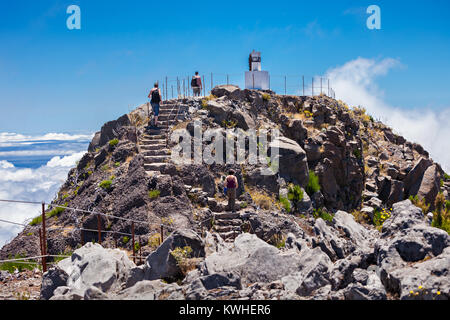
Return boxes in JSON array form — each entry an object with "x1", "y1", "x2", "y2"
[
  {"x1": 0, "y1": 133, "x2": 90, "y2": 247},
  {"x1": 0, "y1": 132, "x2": 93, "y2": 143},
  {"x1": 46, "y1": 151, "x2": 86, "y2": 168},
  {"x1": 0, "y1": 160, "x2": 14, "y2": 169},
  {"x1": 325, "y1": 57, "x2": 450, "y2": 173}
]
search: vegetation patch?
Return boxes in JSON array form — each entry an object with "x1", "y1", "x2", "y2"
[
  {"x1": 99, "y1": 180, "x2": 113, "y2": 190},
  {"x1": 431, "y1": 193, "x2": 450, "y2": 234},
  {"x1": 149, "y1": 189, "x2": 161, "y2": 199},
  {"x1": 306, "y1": 170, "x2": 321, "y2": 196},
  {"x1": 279, "y1": 196, "x2": 291, "y2": 213},
  {"x1": 109, "y1": 139, "x2": 119, "y2": 147},
  {"x1": 409, "y1": 195, "x2": 431, "y2": 214},
  {"x1": 313, "y1": 208, "x2": 333, "y2": 222}
]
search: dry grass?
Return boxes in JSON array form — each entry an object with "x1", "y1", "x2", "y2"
[{"x1": 245, "y1": 186, "x2": 276, "y2": 210}]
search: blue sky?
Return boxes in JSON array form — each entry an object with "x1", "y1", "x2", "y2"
[
  {"x1": 1, "y1": 0, "x2": 450, "y2": 134},
  {"x1": 1, "y1": 0, "x2": 450, "y2": 245}
]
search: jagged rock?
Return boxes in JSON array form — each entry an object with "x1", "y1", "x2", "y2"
[
  {"x1": 88, "y1": 114, "x2": 132, "y2": 152},
  {"x1": 417, "y1": 164, "x2": 441, "y2": 209},
  {"x1": 202, "y1": 233, "x2": 305, "y2": 286},
  {"x1": 403, "y1": 157, "x2": 433, "y2": 197},
  {"x1": 376, "y1": 200, "x2": 450, "y2": 298},
  {"x1": 186, "y1": 272, "x2": 242, "y2": 300},
  {"x1": 211, "y1": 85, "x2": 241, "y2": 99},
  {"x1": 232, "y1": 109, "x2": 255, "y2": 130},
  {"x1": 114, "y1": 280, "x2": 184, "y2": 300},
  {"x1": 144, "y1": 229, "x2": 205, "y2": 281},
  {"x1": 312, "y1": 218, "x2": 350, "y2": 261},
  {"x1": 304, "y1": 138, "x2": 322, "y2": 162},
  {"x1": 280, "y1": 246, "x2": 333, "y2": 296},
  {"x1": 269, "y1": 136, "x2": 309, "y2": 187},
  {"x1": 40, "y1": 268, "x2": 69, "y2": 300},
  {"x1": 56, "y1": 243, "x2": 135, "y2": 296},
  {"x1": 284, "y1": 119, "x2": 308, "y2": 146},
  {"x1": 343, "y1": 270, "x2": 387, "y2": 300}
]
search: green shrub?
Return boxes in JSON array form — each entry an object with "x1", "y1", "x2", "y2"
[
  {"x1": 99, "y1": 180, "x2": 113, "y2": 190},
  {"x1": 444, "y1": 173, "x2": 450, "y2": 181},
  {"x1": 148, "y1": 189, "x2": 161, "y2": 199},
  {"x1": 306, "y1": 170, "x2": 321, "y2": 196},
  {"x1": 279, "y1": 196, "x2": 291, "y2": 213},
  {"x1": 0, "y1": 254, "x2": 37, "y2": 273},
  {"x1": 353, "y1": 148, "x2": 362, "y2": 159},
  {"x1": 373, "y1": 208, "x2": 392, "y2": 228},
  {"x1": 431, "y1": 193, "x2": 450, "y2": 234},
  {"x1": 288, "y1": 185, "x2": 304, "y2": 202},
  {"x1": 313, "y1": 208, "x2": 333, "y2": 222},
  {"x1": 262, "y1": 93, "x2": 271, "y2": 101},
  {"x1": 122, "y1": 236, "x2": 130, "y2": 244},
  {"x1": 171, "y1": 246, "x2": 193, "y2": 265},
  {"x1": 109, "y1": 139, "x2": 119, "y2": 147},
  {"x1": 240, "y1": 201, "x2": 248, "y2": 209},
  {"x1": 29, "y1": 206, "x2": 65, "y2": 225},
  {"x1": 409, "y1": 195, "x2": 430, "y2": 213},
  {"x1": 114, "y1": 162, "x2": 120, "y2": 167}
]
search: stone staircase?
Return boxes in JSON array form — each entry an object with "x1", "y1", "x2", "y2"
[
  {"x1": 213, "y1": 212, "x2": 243, "y2": 242},
  {"x1": 139, "y1": 102, "x2": 180, "y2": 175}
]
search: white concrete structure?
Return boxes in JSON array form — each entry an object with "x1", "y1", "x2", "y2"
[{"x1": 245, "y1": 50, "x2": 270, "y2": 90}]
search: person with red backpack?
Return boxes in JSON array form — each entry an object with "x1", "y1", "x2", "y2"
[
  {"x1": 191, "y1": 72, "x2": 202, "y2": 97},
  {"x1": 225, "y1": 169, "x2": 239, "y2": 212},
  {"x1": 148, "y1": 82, "x2": 162, "y2": 127}
]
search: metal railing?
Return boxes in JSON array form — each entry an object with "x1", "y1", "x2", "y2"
[
  {"x1": 0, "y1": 199, "x2": 183, "y2": 271},
  {"x1": 154, "y1": 73, "x2": 336, "y2": 101}
]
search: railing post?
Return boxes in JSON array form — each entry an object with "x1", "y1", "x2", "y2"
[
  {"x1": 312, "y1": 77, "x2": 314, "y2": 96},
  {"x1": 284, "y1": 76, "x2": 287, "y2": 95},
  {"x1": 211, "y1": 73, "x2": 213, "y2": 91},
  {"x1": 227, "y1": 74, "x2": 229, "y2": 85},
  {"x1": 132, "y1": 222, "x2": 135, "y2": 264},
  {"x1": 302, "y1": 76, "x2": 305, "y2": 96},
  {"x1": 160, "y1": 224, "x2": 164, "y2": 244},
  {"x1": 139, "y1": 236, "x2": 142, "y2": 265},
  {"x1": 81, "y1": 228, "x2": 84, "y2": 246},
  {"x1": 203, "y1": 75, "x2": 205, "y2": 97},
  {"x1": 41, "y1": 203, "x2": 47, "y2": 273},
  {"x1": 165, "y1": 77, "x2": 168, "y2": 101},
  {"x1": 321, "y1": 78, "x2": 323, "y2": 95},
  {"x1": 328, "y1": 79, "x2": 330, "y2": 97},
  {"x1": 97, "y1": 214, "x2": 101, "y2": 244}
]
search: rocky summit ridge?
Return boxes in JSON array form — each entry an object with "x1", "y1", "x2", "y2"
[{"x1": 1, "y1": 85, "x2": 449, "y2": 300}]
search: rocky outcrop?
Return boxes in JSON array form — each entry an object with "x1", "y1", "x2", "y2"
[{"x1": 375, "y1": 200, "x2": 450, "y2": 299}]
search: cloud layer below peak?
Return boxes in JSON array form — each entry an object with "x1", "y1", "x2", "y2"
[{"x1": 326, "y1": 57, "x2": 450, "y2": 173}]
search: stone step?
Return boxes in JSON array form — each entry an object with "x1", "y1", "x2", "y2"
[
  {"x1": 142, "y1": 149, "x2": 170, "y2": 156},
  {"x1": 144, "y1": 163, "x2": 170, "y2": 171},
  {"x1": 219, "y1": 230, "x2": 241, "y2": 241},
  {"x1": 140, "y1": 134, "x2": 166, "y2": 140},
  {"x1": 140, "y1": 144, "x2": 166, "y2": 151},
  {"x1": 214, "y1": 212, "x2": 241, "y2": 220},
  {"x1": 144, "y1": 155, "x2": 171, "y2": 163},
  {"x1": 214, "y1": 225, "x2": 241, "y2": 233},
  {"x1": 140, "y1": 139, "x2": 166, "y2": 145},
  {"x1": 214, "y1": 218, "x2": 242, "y2": 227}
]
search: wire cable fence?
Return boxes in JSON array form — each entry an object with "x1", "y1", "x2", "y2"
[
  {"x1": 154, "y1": 73, "x2": 336, "y2": 101},
  {"x1": 0, "y1": 199, "x2": 212, "y2": 272}
]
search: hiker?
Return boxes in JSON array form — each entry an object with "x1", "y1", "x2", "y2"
[
  {"x1": 148, "y1": 82, "x2": 162, "y2": 127},
  {"x1": 191, "y1": 72, "x2": 202, "y2": 97},
  {"x1": 225, "y1": 169, "x2": 238, "y2": 212}
]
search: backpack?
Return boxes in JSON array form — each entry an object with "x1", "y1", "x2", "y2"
[
  {"x1": 191, "y1": 77, "x2": 199, "y2": 87},
  {"x1": 150, "y1": 89, "x2": 161, "y2": 103},
  {"x1": 226, "y1": 176, "x2": 236, "y2": 189}
]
